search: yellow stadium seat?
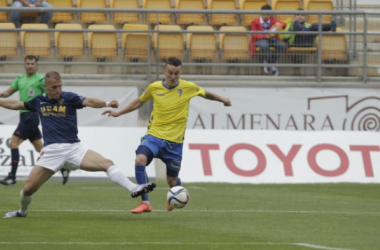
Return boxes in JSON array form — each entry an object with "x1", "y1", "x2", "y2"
[
  {"x1": 239, "y1": 0, "x2": 268, "y2": 26},
  {"x1": 186, "y1": 25, "x2": 217, "y2": 60},
  {"x1": 21, "y1": 24, "x2": 50, "y2": 57},
  {"x1": 0, "y1": 23, "x2": 18, "y2": 58},
  {"x1": 219, "y1": 26, "x2": 249, "y2": 61},
  {"x1": 122, "y1": 24, "x2": 151, "y2": 59},
  {"x1": 55, "y1": 23, "x2": 84, "y2": 58},
  {"x1": 143, "y1": 0, "x2": 173, "y2": 24},
  {"x1": 111, "y1": 0, "x2": 140, "y2": 24},
  {"x1": 315, "y1": 28, "x2": 347, "y2": 62},
  {"x1": 207, "y1": 0, "x2": 238, "y2": 26},
  {"x1": 78, "y1": 0, "x2": 107, "y2": 23},
  {"x1": 175, "y1": 0, "x2": 206, "y2": 25},
  {"x1": 46, "y1": 0, "x2": 74, "y2": 23},
  {"x1": 0, "y1": 0, "x2": 8, "y2": 22},
  {"x1": 272, "y1": 0, "x2": 301, "y2": 22},
  {"x1": 88, "y1": 24, "x2": 118, "y2": 58},
  {"x1": 153, "y1": 25, "x2": 184, "y2": 59},
  {"x1": 304, "y1": 0, "x2": 334, "y2": 24}
]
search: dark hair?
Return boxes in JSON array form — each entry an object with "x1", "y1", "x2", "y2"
[
  {"x1": 24, "y1": 55, "x2": 38, "y2": 63},
  {"x1": 261, "y1": 5, "x2": 272, "y2": 10},
  {"x1": 165, "y1": 57, "x2": 182, "y2": 67},
  {"x1": 45, "y1": 71, "x2": 61, "y2": 82}
]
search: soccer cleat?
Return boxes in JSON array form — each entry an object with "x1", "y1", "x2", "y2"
[
  {"x1": 167, "y1": 203, "x2": 174, "y2": 212},
  {"x1": 60, "y1": 168, "x2": 71, "y2": 185},
  {"x1": 131, "y1": 202, "x2": 152, "y2": 214},
  {"x1": 0, "y1": 173, "x2": 16, "y2": 186},
  {"x1": 271, "y1": 67, "x2": 279, "y2": 76},
  {"x1": 263, "y1": 60, "x2": 271, "y2": 74},
  {"x1": 3, "y1": 210, "x2": 27, "y2": 218},
  {"x1": 130, "y1": 182, "x2": 156, "y2": 198}
]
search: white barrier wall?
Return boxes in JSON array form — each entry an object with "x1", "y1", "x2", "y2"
[
  {"x1": 1, "y1": 126, "x2": 379, "y2": 183},
  {"x1": 181, "y1": 130, "x2": 380, "y2": 183},
  {"x1": 188, "y1": 88, "x2": 380, "y2": 131},
  {"x1": 0, "y1": 126, "x2": 155, "y2": 178}
]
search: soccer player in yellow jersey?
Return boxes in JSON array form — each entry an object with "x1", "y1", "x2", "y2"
[{"x1": 102, "y1": 57, "x2": 231, "y2": 213}]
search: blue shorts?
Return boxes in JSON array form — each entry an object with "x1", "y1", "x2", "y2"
[
  {"x1": 137, "y1": 134, "x2": 183, "y2": 177},
  {"x1": 13, "y1": 112, "x2": 42, "y2": 142}
]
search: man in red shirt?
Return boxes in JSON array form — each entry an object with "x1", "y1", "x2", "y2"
[{"x1": 249, "y1": 5, "x2": 287, "y2": 76}]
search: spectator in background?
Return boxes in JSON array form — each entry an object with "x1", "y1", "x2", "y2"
[
  {"x1": 284, "y1": 8, "x2": 337, "y2": 48},
  {"x1": 10, "y1": 0, "x2": 53, "y2": 28},
  {"x1": 249, "y1": 5, "x2": 287, "y2": 76}
]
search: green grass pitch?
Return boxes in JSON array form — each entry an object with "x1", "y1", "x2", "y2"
[{"x1": 0, "y1": 181, "x2": 379, "y2": 250}]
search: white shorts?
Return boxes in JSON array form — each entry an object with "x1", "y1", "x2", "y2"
[{"x1": 36, "y1": 143, "x2": 88, "y2": 172}]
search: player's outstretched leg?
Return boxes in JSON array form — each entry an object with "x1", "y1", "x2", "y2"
[
  {"x1": 3, "y1": 210, "x2": 27, "y2": 218},
  {"x1": 60, "y1": 168, "x2": 71, "y2": 185}
]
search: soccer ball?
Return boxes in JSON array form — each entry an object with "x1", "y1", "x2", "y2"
[{"x1": 167, "y1": 186, "x2": 189, "y2": 209}]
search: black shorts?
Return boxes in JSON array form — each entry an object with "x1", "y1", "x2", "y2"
[{"x1": 13, "y1": 112, "x2": 42, "y2": 142}]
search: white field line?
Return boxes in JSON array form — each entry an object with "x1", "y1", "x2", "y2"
[
  {"x1": 0, "y1": 241, "x2": 354, "y2": 250},
  {"x1": 0, "y1": 209, "x2": 378, "y2": 215}
]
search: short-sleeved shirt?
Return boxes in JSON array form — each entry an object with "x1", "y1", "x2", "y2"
[
  {"x1": 24, "y1": 91, "x2": 86, "y2": 146},
  {"x1": 11, "y1": 72, "x2": 46, "y2": 114},
  {"x1": 139, "y1": 79, "x2": 206, "y2": 143}
]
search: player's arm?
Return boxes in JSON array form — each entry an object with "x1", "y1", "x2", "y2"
[
  {"x1": 204, "y1": 90, "x2": 232, "y2": 107},
  {"x1": 102, "y1": 98, "x2": 145, "y2": 117},
  {"x1": 0, "y1": 87, "x2": 17, "y2": 98},
  {"x1": 0, "y1": 99, "x2": 26, "y2": 110},
  {"x1": 82, "y1": 98, "x2": 119, "y2": 109}
]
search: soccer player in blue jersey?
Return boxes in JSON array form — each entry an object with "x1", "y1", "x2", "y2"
[
  {"x1": 0, "y1": 55, "x2": 70, "y2": 186},
  {"x1": 102, "y1": 57, "x2": 231, "y2": 213},
  {"x1": 0, "y1": 71, "x2": 156, "y2": 218}
]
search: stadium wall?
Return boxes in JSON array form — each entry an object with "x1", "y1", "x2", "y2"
[{"x1": 1, "y1": 126, "x2": 379, "y2": 184}]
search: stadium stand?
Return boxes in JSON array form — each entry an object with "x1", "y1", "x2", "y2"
[
  {"x1": 143, "y1": 0, "x2": 173, "y2": 24},
  {"x1": 239, "y1": 0, "x2": 268, "y2": 26},
  {"x1": 186, "y1": 25, "x2": 217, "y2": 61},
  {"x1": 111, "y1": 0, "x2": 140, "y2": 24},
  {"x1": 0, "y1": 23, "x2": 18, "y2": 60},
  {"x1": 272, "y1": 0, "x2": 302, "y2": 22},
  {"x1": 304, "y1": 0, "x2": 334, "y2": 24},
  {"x1": 153, "y1": 24, "x2": 184, "y2": 59},
  {"x1": 55, "y1": 23, "x2": 84, "y2": 60},
  {"x1": 219, "y1": 26, "x2": 250, "y2": 61},
  {"x1": 78, "y1": 0, "x2": 107, "y2": 24},
  {"x1": 122, "y1": 23, "x2": 151, "y2": 60},
  {"x1": 46, "y1": 0, "x2": 74, "y2": 23},
  {"x1": 315, "y1": 27, "x2": 347, "y2": 62},
  {"x1": 0, "y1": 0, "x2": 8, "y2": 22},
  {"x1": 207, "y1": 0, "x2": 238, "y2": 26},
  {"x1": 88, "y1": 24, "x2": 118, "y2": 59},
  {"x1": 175, "y1": 0, "x2": 206, "y2": 26},
  {"x1": 21, "y1": 23, "x2": 51, "y2": 57}
]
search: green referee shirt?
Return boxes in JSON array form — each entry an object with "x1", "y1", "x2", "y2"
[{"x1": 11, "y1": 72, "x2": 46, "y2": 114}]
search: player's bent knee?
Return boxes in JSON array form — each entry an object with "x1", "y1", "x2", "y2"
[{"x1": 135, "y1": 156, "x2": 147, "y2": 166}]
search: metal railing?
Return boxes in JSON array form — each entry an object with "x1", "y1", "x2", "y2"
[{"x1": 0, "y1": 7, "x2": 378, "y2": 84}]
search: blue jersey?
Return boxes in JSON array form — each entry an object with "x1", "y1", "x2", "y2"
[{"x1": 24, "y1": 91, "x2": 86, "y2": 146}]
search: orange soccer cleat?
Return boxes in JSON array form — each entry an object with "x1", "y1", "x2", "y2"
[{"x1": 131, "y1": 202, "x2": 152, "y2": 214}]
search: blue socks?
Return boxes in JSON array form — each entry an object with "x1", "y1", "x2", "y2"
[
  {"x1": 176, "y1": 177, "x2": 181, "y2": 186},
  {"x1": 11, "y1": 148, "x2": 19, "y2": 177},
  {"x1": 135, "y1": 165, "x2": 149, "y2": 201}
]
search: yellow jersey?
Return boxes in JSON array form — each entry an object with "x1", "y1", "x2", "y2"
[{"x1": 139, "y1": 79, "x2": 206, "y2": 143}]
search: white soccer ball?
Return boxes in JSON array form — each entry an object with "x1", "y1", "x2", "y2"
[{"x1": 167, "y1": 186, "x2": 189, "y2": 209}]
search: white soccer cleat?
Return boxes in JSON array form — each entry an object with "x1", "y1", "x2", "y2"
[
  {"x1": 130, "y1": 183, "x2": 156, "y2": 198},
  {"x1": 3, "y1": 210, "x2": 27, "y2": 218}
]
